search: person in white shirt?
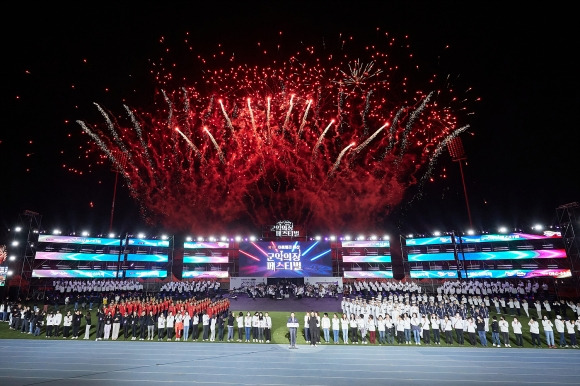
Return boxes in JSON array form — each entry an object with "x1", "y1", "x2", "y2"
[
  {"x1": 421, "y1": 315, "x2": 430, "y2": 345},
  {"x1": 210, "y1": 315, "x2": 217, "y2": 342},
  {"x1": 62, "y1": 311, "x2": 72, "y2": 338},
  {"x1": 340, "y1": 313, "x2": 349, "y2": 344},
  {"x1": 357, "y1": 314, "x2": 368, "y2": 344},
  {"x1": 543, "y1": 300, "x2": 552, "y2": 319},
  {"x1": 244, "y1": 312, "x2": 252, "y2": 342},
  {"x1": 542, "y1": 315, "x2": 555, "y2": 348},
  {"x1": 554, "y1": 315, "x2": 566, "y2": 347},
  {"x1": 565, "y1": 318, "x2": 578, "y2": 348},
  {"x1": 157, "y1": 313, "x2": 166, "y2": 341},
  {"x1": 331, "y1": 313, "x2": 340, "y2": 344},
  {"x1": 534, "y1": 301, "x2": 542, "y2": 318},
  {"x1": 251, "y1": 312, "x2": 260, "y2": 342},
  {"x1": 166, "y1": 312, "x2": 175, "y2": 341},
  {"x1": 349, "y1": 313, "x2": 359, "y2": 344},
  {"x1": 183, "y1": 312, "x2": 191, "y2": 341},
  {"x1": 521, "y1": 299, "x2": 529, "y2": 317},
  {"x1": 45, "y1": 312, "x2": 54, "y2": 338},
  {"x1": 511, "y1": 316, "x2": 523, "y2": 347},
  {"x1": 53, "y1": 310, "x2": 63, "y2": 337},
  {"x1": 453, "y1": 313, "x2": 465, "y2": 345},
  {"x1": 410, "y1": 313, "x2": 421, "y2": 345},
  {"x1": 443, "y1": 315, "x2": 453, "y2": 345},
  {"x1": 367, "y1": 314, "x2": 376, "y2": 344},
  {"x1": 236, "y1": 312, "x2": 244, "y2": 342},
  {"x1": 528, "y1": 317, "x2": 541, "y2": 347},
  {"x1": 321, "y1": 313, "x2": 331, "y2": 343},
  {"x1": 498, "y1": 316, "x2": 510, "y2": 347},
  {"x1": 430, "y1": 314, "x2": 440, "y2": 345}
]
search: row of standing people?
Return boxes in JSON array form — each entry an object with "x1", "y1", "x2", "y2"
[{"x1": 301, "y1": 311, "x2": 580, "y2": 348}]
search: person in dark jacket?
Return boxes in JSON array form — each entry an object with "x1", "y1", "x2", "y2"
[
  {"x1": 96, "y1": 310, "x2": 105, "y2": 341},
  {"x1": 308, "y1": 311, "x2": 320, "y2": 346},
  {"x1": 123, "y1": 312, "x2": 131, "y2": 340},
  {"x1": 72, "y1": 310, "x2": 82, "y2": 339},
  {"x1": 139, "y1": 311, "x2": 147, "y2": 341}
]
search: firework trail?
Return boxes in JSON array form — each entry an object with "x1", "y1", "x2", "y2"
[{"x1": 77, "y1": 32, "x2": 475, "y2": 233}]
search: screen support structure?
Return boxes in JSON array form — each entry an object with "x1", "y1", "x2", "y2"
[
  {"x1": 448, "y1": 137, "x2": 473, "y2": 229},
  {"x1": 16, "y1": 210, "x2": 42, "y2": 299},
  {"x1": 556, "y1": 202, "x2": 580, "y2": 297}
]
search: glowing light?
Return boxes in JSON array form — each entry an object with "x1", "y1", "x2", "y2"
[
  {"x1": 498, "y1": 227, "x2": 508, "y2": 234},
  {"x1": 433, "y1": 231, "x2": 441, "y2": 236},
  {"x1": 77, "y1": 33, "x2": 473, "y2": 234}
]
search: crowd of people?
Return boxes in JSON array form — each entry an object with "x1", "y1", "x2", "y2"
[
  {"x1": 1, "y1": 294, "x2": 234, "y2": 342},
  {"x1": 233, "y1": 281, "x2": 341, "y2": 300},
  {"x1": 326, "y1": 293, "x2": 580, "y2": 348},
  {"x1": 2, "y1": 277, "x2": 580, "y2": 348}
]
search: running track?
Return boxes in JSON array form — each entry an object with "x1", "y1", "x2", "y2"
[{"x1": 0, "y1": 339, "x2": 578, "y2": 385}]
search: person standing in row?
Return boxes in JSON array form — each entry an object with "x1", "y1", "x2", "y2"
[
  {"x1": 191, "y1": 312, "x2": 199, "y2": 341},
  {"x1": 166, "y1": 311, "x2": 175, "y2": 341},
  {"x1": 308, "y1": 311, "x2": 320, "y2": 347},
  {"x1": 349, "y1": 313, "x2": 358, "y2": 344},
  {"x1": 184, "y1": 311, "x2": 192, "y2": 341},
  {"x1": 84, "y1": 311, "x2": 92, "y2": 340},
  {"x1": 264, "y1": 312, "x2": 272, "y2": 343},
  {"x1": 244, "y1": 312, "x2": 252, "y2": 342},
  {"x1": 157, "y1": 313, "x2": 166, "y2": 341},
  {"x1": 62, "y1": 311, "x2": 72, "y2": 339},
  {"x1": 288, "y1": 312, "x2": 299, "y2": 349},
  {"x1": 236, "y1": 312, "x2": 244, "y2": 342},
  {"x1": 227, "y1": 311, "x2": 235, "y2": 342},
  {"x1": 511, "y1": 317, "x2": 523, "y2": 347},
  {"x1": 103, "y1": 312, "x2": 112, "y2": 340},
  {"x1": 542, "y1": 315, "x2": 555, "y2": 348},
  {"x1": 112, "y1": 311, "x2": 122, "y2": 340},
  {"x1": 529, "y1": 317, "x2": 541, "y2": 348},
  {"x1": 321, "y1": 313, "x2": 331, "y2": 343},
  {"x1": 499, "y1": 316, "x2": 510, "y2": 347},
  {"x1": 341, "y1": 313, "x2": 349, "y2": 344}
]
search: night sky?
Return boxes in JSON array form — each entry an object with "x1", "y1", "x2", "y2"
[{"x1": 1, "y1": 2, "x2": 578, "y2": 239}]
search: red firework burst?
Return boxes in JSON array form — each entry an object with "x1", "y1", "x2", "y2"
[{"x1": 77, "y1": 32, "x2": 475, "y2": 234}]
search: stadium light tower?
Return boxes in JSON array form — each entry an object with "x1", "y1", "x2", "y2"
[{"x1": 447, "y1": 137, "x2": 473, "y2": 229}]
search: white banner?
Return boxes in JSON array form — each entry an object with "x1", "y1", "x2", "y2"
[
  {"x1": 304, "y1": 277, "x2": 343, "y2": 287},
  {"x1": 229, "y1": 277, "x2": 267, "y2": 289}
]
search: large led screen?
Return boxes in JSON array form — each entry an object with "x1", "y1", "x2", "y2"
[
  {"x1": 183, "y1": 255, "x2": 228, "y2": 263},
  {"x1": 37, "y1": 235, "x2": 121, "y2": 246},
  {"x1": 35, "y1": 252, "x2": 168, "y2": 262},
  {"x1": 409, "y1": 268, "x2": 572, "y2": 279},
  {"x1": 459, "y1": 233, "x2": 561, "y2": 243},
  {"x1": 407, "y1": 249, "x2": 567, "y2": 262},
  {"x1": 238, "y1": 241, "x2": 332, "y2": 277},
  {"x1": 124, "y1": 270, "x2": 167, "y2": 278},
  {"x1": 342, "y1": 255, "x2": 392, "y2": 263},
  {"x1": 405, "y1": 236, "x2": 453, "y2": 246},
  {"x1": 182, "y1": 271, "x2": 229, "y2": 279},
  {"x1": 184, "y1": 241, "x2": 229, "y2": 249},
  {"x1": 341, "y1": 240, "x2": 390, "y2": 248},
  {"x1": 343, "y1": 271, "x2": 393, "y2": 278},
  {"x1": 32, "y1": 269, "x2": 119, "y2": 278}
]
